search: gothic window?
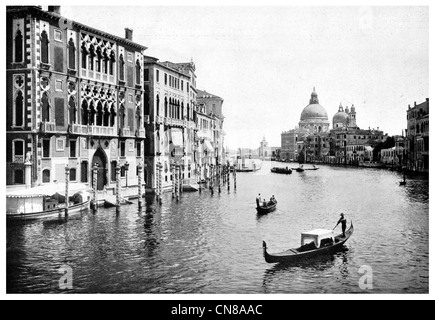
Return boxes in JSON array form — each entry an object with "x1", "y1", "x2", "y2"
[
  {"x1": 110, "y1": 105, "x2": 116, "y2": 127},
  {"x1": 41, "y1": 92, "x2": 50, "y2": 121},
  {"x1": 164, "y1": 97, "x2": 168, "y2": 117},
  {"x1": 103, "y1": 104, "x2": 110, "y2": 126},
  {"x1": 13, "y1": 139, "x2": 24, "y2": 162},
  {"x1": 109, "y1": 51, "x2": 115, "y2": 75},
  {"x1": 96, "y1": 47, "x2": 102, "y2": 72},
  {"x1": 15, "y1": 30, "x2": 23, "y2": 63},
  {"x1": 69, "y1": 96, "x2": 76, "y2": 124},
  {"x1": 187, "y1": 103, "x2": 190, "y2": 121},
  {"x1": 89, "y1": 102, "x2": 96, "y2": 125},
  {"x1": 119, "y1": 105, "x2": 125, "y2": 128},
  {"x1": 88, "y1": 45, "x2": 95, "y2": 70},
  {"x1": 41, "y1": 30, "x2": 49, "y2": 64},
  {"x1": 119, "y1": 54, "x2": 125, "y2": 81},
  {"x1": 42, "y1": 169, "x2": 50, "y2": 183},
  {"x1": 68, "y1": 38, "x2": 76, "y2": 70},
  {"x1": 14, "y1": 91, "x2": 24, "y2": 127},
  {"x1": 135, "y1": 59, "x2": 141, "y2": 85},
  {"x1": 81, "y1": 43, "x2": 88, "y2": 69},
  {"x1": 156, "y1": 95, "x2": 160, "y2": 116},
  {"x1": 103, "y1": 51, "x2": 108, "y2": 74},
  {"x1": 96, "y1": 102, "x2": 103, "y2": 126},
  {"x1": 82, "y1": 100, "x2": 89, "y2": 125}
]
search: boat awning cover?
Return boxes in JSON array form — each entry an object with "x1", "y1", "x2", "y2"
[
  {"x1": 6, "y1": 183, "x2": 90, "y2": 198},
  {"x1": 203, "y1": 140, "x2": 214, "y2": 152}
]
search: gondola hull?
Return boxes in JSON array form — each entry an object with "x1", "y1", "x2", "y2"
[
  {"x1": 263, "y1": 222, "x2": 354, "y2": 263},
  {"x1": 271, "y1": 168, "x2": 292, "y2": 175}
]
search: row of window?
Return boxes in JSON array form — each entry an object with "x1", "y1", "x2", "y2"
[
  {"x1": 153, "y1": 69, "x2": 190, "y2": 93},
  {"x1": 11, "y1": 139, "x2": 143, "y2": 163}
]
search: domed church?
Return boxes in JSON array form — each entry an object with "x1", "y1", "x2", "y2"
[
  {"x1": 332, "y1": 103, "x2": 358, "y2": 129},
  {"x1": 299, "y1": 88, "x2": 330, "y2": 133}
]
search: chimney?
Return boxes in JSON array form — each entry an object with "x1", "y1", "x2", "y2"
[
  {"x1": 48, "y1": 6, "x2": 61, "y2": 14},
  {"x1": 125, "y1": 28, "x2": 133, "y2": 41},
  {"x1": 414, "y1": 101, "x2": 417, "y2": 106}
]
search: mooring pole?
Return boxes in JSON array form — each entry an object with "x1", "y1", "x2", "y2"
[
  {"x1": 92, "y1": 163, "x2": 98, "y2": 212},
  {"x1": 138, "y1": 161, "x2": 143, "y2": 208},
  {"x1": 64, "y1": 164, "x2": 70, "y2": 217},
  {"x1": 115, "y1": 163, "x2": 121, "y2": 215}
]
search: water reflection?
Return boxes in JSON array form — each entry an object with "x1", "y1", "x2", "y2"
[{"x1": 6, "y1": 164, "x2": 428, "y2": 293}]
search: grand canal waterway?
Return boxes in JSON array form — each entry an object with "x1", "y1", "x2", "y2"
[{"x1": 7, "y1": 162, "x2": 429, "y2": 294}]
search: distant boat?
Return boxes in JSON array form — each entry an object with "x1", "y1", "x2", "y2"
[
  {"x1": 263, "y1": 222, "x2": 354, "y2": 264},
  {"x1": 359, "y1": 161, "x2": 386, "y2": 168},
  {"x1": 236, "y1": 158, "x2": 262, "y2": 172},
  {"x1": 271, "y1": 167, "x2": 292, "y2": 174}
]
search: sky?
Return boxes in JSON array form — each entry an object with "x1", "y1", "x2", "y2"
[{"x1": 57, "y1": 4, "x2": 429, "y2": 149}]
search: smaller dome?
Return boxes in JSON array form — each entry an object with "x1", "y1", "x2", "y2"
[{"x1": 333, "y1": 104, "x2": 350, "y2": 127}]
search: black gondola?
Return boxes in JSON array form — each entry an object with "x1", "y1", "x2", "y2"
[
  {"x1": 271, "y1": 167, "x2": 292, "y2": 174},
  {"x1": 256, "y1": 200, "x2": 277, "y2": 215},
  {"x1": 263, "y1": 222, "x2": 354, "y2": 264}
]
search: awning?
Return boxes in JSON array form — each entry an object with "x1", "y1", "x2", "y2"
[
  {"x1": 170, "y1": 128, "x2": 183, "y2": 147},
  {"x1": 6, "y1": 183, "x2": 90, "y2": 198},
  {"x1": 203, "y1": 140, "x2": 214, "y2": 152}
]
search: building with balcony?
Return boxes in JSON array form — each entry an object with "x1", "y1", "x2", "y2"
[
  {"x1": 405, "y1": 98, "x2": 429, "y2": 172},
  {"x1": 143, "y1": 56, "x2": 197, "y2": 190},
  {"x1": 6, "y1": 6, "x2": 147, "y2": 190}
]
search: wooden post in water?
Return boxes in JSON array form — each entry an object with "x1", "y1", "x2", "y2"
[
  {"x1": 64, "y1": 164, "x2": 70, "y2": 217},
  {"x1": 92, "y1": 163, "x2": 98, "y2": 212},
  {"x1": 218, "y1": 164, "x2": 221, "y2": 193},
  {"x1": 158, "y1": 162, "x2": 163, "y2": 204},
  {"x1": 233, "y1": 167, "x2": 237, "y2": 190},
  {"x1": 138, "y1": 161, "x2": 143, "y2": 208},
  {"x1": 175, "y1": 165, "x2": 180, "y2": 202},
  {"x1": 171, "y1": 164, "x2": 175, "y2": 199},
  {"x1": 115, "y1": 163, "x2": 121, "y2": 215}
]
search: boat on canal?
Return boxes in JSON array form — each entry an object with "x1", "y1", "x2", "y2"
[
  {"x1": 6, "y1": 183, "x2": 91, "y2": 221},
  {"x1": 263, "y1": 222, "x2": 354, "y2": 263},
  {"x1": 256, "y1": 199, "x2": 277, "y2": 215},
  {"x1": 271, "y1": 167, "x2": 292, "y2": 174}
]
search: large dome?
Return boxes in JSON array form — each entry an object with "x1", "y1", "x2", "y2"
[{"x1": 300, "y1": 88, "x2": 328, "y2": 121}]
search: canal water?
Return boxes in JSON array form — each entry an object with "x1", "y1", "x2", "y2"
[{"x1": 7, "y1": 162, "x2": 429, "y2": 294}]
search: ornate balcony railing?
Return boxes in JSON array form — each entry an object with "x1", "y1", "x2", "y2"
[
  {"x1": 41, "y1": 121, "x2": 56, "y2": 133},
  {"x1": 137, "y1": 128, "x2": 146, "y2": 138},
  {"x1": 71, "y1": 124, "x2": 116, "y2": 136}
]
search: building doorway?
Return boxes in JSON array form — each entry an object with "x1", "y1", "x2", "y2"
[{"x1": 92, "y1": 147, "x2": 107, "y2": 190}]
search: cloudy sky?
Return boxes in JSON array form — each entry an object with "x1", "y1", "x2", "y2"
[{"x1": 60, "y1": 4, "x2": 429, "y2": 149}]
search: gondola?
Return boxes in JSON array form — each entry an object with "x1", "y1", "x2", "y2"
[
  {"x1": 256, "y1": 200, "x2": 277, "y2": 215},
  {"x1": 271, "y1": 167, "x2": 292, "y2": 174},
  {"x1": 263, "y1": 222, "x2": 354, "y2": 264},
  {"x1": 292, "y1": 167, "x2": 304, "y2": 172}
]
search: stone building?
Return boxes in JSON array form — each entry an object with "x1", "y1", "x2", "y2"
[
  {"x1": 6, "y1": 6, "x2": 147, "y2": 190},
  {"x1": 405, "y1": 98, "x2": 429, "y2": 172},
  {"x1": 196, "y1": 90, "x2": 225, "y2": 179},
  {"x1": 142, "y1": 56, "x2": 197, "y2": 191}
]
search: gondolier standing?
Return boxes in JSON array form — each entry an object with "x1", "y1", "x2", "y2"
[
  {"x1": 334, "y1": 213, "x2": 347, "y2": 237},
  {"x1": 256, "y1": 194, "x2": 262, "y2": 207}
]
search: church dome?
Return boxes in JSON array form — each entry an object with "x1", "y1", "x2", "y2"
[
  {"x1": 300, "y1": 88, "x2": 329, "y2": 121},
  {"x1": 332, "y1": 103, "x2": 349, "y2": 127}
]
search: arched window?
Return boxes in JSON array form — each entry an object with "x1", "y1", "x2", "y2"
[
  {"x1": 68, "y1": 38, "x2": 76, "y2": 70},
  {"x1": 109, "y1": 105, "x2": 116, "y2": 127},
  {"x1": 135, "y1": 59, "x2": 141, "y2": 84},
  {"x1": 89, "y1": 102, "x2": 96, "y2": 125},
  {"x1": 15, "y1": 30, "x2": 23, "y2": 63},
  {"x1": 69, "y1": 96, "x2": 76, "y2": 124},
  {"x1": 119, "y1": 104, "x2": 125, "y2": 128},
  {"x1": 103, "y1": 50, "x2": 109, "y2": 74},
  {"x1": 82, "y1": 100, "x2": 89, "y2": 125},
  {"x1": 14, "y1": 91, "x2": 24, "y2": 127},
  {"x1": 96, "y1": 47, "x2": 102, "y2": 72},
  {"x1": 88, "y1": 45, "x2": 95, "y2": 70},
  {"x1": 156, "y1": 95, "x2": 160, "y2": 116},
  {"x1": 119, "y1": 54, "x2": 125, "y2": 81},
  {"x1": 109, "y1": 51, "x2": 115, "y2": 76},
  {"x1": 41, "y1": 92, "x2": 50, "y2": 122},
  {"x1": 187, "y1": 103, "x2": 190, "y2": 121},
  {"x1": 103, "y1": 104, "x2": 110, "y2": 126},
  {"x1": 96, "y1": 102, "x2": 103, "y2": 126},
  {"x1": 40, "y1": 30, "x2": 49, "y2": 64},
  {"x1": 164, "y1": 97, "x2": 168, "y2": 117},
  {"x1": 81, "y1": 43, "x2": 88, "y2": 69},
  {"x1": 42, "y1": 169, "x2": 50, "y2": 183}
]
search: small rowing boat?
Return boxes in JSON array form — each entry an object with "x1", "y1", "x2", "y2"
[
  {"x1": 271, "y1": 167, "x2": 292, "y2": 174},
  {"x1": 256, "y1": 199, "x2": 277, "y2": 215}
]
